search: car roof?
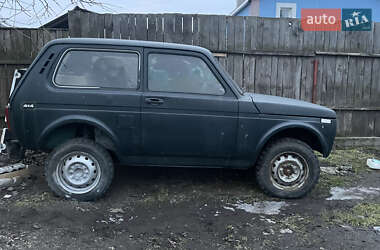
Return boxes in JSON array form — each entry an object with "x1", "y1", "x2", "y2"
[{"x1": 47, "y1": 38, "x2": 212, "y2": 55}]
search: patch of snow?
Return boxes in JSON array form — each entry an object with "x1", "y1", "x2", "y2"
[
  {"x1": 265, "y1": 218, "x2": 276, "y2": 224},
  {"x1": 109, "y1": 208, "x2": 125, "y2": 213},
  {"x1": 223, "y1": 206, "x2": 235, "y2": 212},
  {"x1": 327, "y1": 187, "x2": 380, "y2": 200},
  {"x1": 233, "y1": 201, "x2": 287, "y2": 215},
  {"x1": 367, "y1": 159, "x2": 380, "y2": 170},
  {"x1": 340, "y1": 225, "x2": 353, "y2": 231},
  {"x1": 280, "y1": 228, "x2": 293, "y2": 234},
  {"x1": 262, "y1": 228, "x2": 275, "y2": 235}
]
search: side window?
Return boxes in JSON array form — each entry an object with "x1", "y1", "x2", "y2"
[
  {"x1": 54, "y1": 50, "x2": 139, "y2": 89},
  {"x1": 148, "y1": 53, "x2": 225, "y2": 95}
]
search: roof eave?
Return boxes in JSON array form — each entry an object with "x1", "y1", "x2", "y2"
[{"x1": 230, "y1": 0, "x2": 251, "y2": 16}]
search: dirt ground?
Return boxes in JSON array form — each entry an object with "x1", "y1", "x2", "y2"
[{"x1": 0, "y1": 147, "x2": 380, "y2": 250}]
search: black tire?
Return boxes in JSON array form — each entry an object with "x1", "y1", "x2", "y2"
[
  {"x1": 255, "y1": 138, "x2": 320, "y2": 199},
  {"x1": 45, "y1": 138, "x2": 114, "y2": 201}
]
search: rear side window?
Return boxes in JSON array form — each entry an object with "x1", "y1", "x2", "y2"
[
  {"x1": 54, "y1": 50, "x2": 139, "y2": 89},
  {"x1": 148, "y1": 53, "x2": 225, "y2": 95}
]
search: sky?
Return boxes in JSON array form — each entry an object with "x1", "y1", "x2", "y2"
[{"x1": 0, "y1": 0, "x2": 237, "y2": 28}]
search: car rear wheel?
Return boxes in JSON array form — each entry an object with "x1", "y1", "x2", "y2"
[
  {"x1": 255, "y1": 138, "x2": 320, "y2": 199},
  {"x1": 45, "y1": 138, "x2": 114, "y2": 201}
]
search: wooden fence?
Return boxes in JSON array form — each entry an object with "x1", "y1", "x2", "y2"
[{"x1": 0, "y1": 10, "x2": 379, "y2": 137}]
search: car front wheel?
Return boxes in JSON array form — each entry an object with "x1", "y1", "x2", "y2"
[
  {"x1": 255, "y1": 138, "x2": 320, "y2": 199},
  {"x1": 45, "y1": 138, "x2": 114, "y2": 201}
]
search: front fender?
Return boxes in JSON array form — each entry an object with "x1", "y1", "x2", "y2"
[
  {"x1": 37, "y1": 114, "x2": 119, "y2": 149},
  {"x1": 254, "y1": 121, "x2": 329, "y2": 160}
]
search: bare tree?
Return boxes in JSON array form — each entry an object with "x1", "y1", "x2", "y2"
[{"x1": 0, "y1": 0, "x2": 110, "y2": 27}]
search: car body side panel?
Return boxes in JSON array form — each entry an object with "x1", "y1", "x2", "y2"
[
  {"x1": 235, "y1": 113, "x2": 336, "y2": 168},
  {"x1": 139, "y1": 48, "x2": 240, "y2": 167},
  {"x1": 10, "y1": 44, "x2": 143, "y2": 158}
]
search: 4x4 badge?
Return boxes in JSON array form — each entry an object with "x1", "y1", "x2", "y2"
[{"x1": 23, "y1": 103, "x2": 35, "y2": 109}]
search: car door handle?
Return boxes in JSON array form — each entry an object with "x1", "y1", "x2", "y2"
[{"x1": 145, "y1": 97, "x2": 164, "y2": 105}]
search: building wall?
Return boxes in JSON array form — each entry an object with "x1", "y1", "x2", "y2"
[
  {"x1": 236, "y1": 0, "x2": 380, "y2": 22},
  {"x1": 259, "y1": 0, "x2": 380, "y2": 21},
  {"x1": 236, "y1": 4, "x2": 251, "y2": 16}
]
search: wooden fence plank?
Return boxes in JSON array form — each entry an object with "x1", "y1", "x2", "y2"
[
  {"x1": 346, "y1": 57, "x2": 357, "y2": 107},
  {"x1": 120, "y1": 14, "x2": 129, "y2": 39},
  {"x1": 156, "y1": 15, "x2": 165, "y2": 42},
  {"x1": 302, "y1": 26, "x2": 315, "y2": 51},
  {"x1": 276, "y1": 57, "x2": 284, "y2": 96},
  {"x1": 147, "y1": 14, "x2": 157, "y2": 41},
  {"x1": 226, "y1": 16, "x2": 235, "y2": 51},
  {"x1": 269, "y1": 56, "x2": 278, "y2": 96},
  {"x1": 289, "y1": 19, "x2": 302, "y2": 51},
  {"x1": 244, "y1": 16, "x2": 258, "y2": 51},
  {"x1": 192, "y1": 15, "x2": 200, "y2": 46},
  {"x1": 173, "y1": 14, "x2": 183, "y2": 44},
  {"x1": 93, "y1": 13, "x2": 104, "y2": 38},
  {"x1": 363, "y1": 58, "x2": 373, "y2": 107},
  {"x1": 199, "y1": 15, "x2": 210, "y2": 49},
  {"x1": 305, "y1": 58, "x2": 314, "y2": 103},
  {"x1": 182, "y1": 15, "x2": 193, "y2": 45},
  {"x1": 234, "y1": 16, "x2": 244, "y2": 51},
  {"x1": 262, "y1": 19, "x2": 277, "y2": 51},
  {"x1": 333, "y1": 56, "x2": 345, "y2": 107},
  {"x1": 254, "y1": 56, "x2": 263, "y2": 93},
  {"x1": 282, "y1": 57, "x2": 293, "y2": 98},
  {"x1": 135, "y1": 14, "x2": 148, "y2": 41},
  {"x1": 325, "y1": 56, "x2": 337, "y2": 106},
  {"x1": 218, "y1": 16, "x2": 227, "y2": 51},
  {"x1": 233, "y1": 55, "x2": 243, "y2": 87},
  {"x1": 294, "y1": 57, "x2": 302, "y2": 99},
  {"x1": 354, "y1": 58, "x2": 365, "y2": 107},
  {"x1": 256, "y1": 18, "x2": 265, "y2": 50},
  {"x1": 371, "y1": 58, "x2": 380, "y2": 107},
  {"x1": 315, "y1": 31, "x2": 325, "y2": 51},
  {"x1": 112, "y1": 14, "x2": 121, "y2": 39},
  {"x1": 375, "y1": 112, "x2": 380, "y2": 136},
  {"x1": 335, "y1": 111, "x2": 343, "y2": 136},
  {"x1": 245, "y1": 56, "x2": 255, "y2": 92},
  {"x1": 226, "y1": 54, "x2": 234, "y2": 83},
  {"x1": 341, "y1": 111, "x2": 349, "y2": 136},
  {"x1": 316, "y1": 56, "x2": 325, "y2": 105},
  {"x1": 104, "y1": 14, "x2": 113, "y2": 38},
  {"x1": 242, "y1": 55, "x2": 249, "y2": 91},
  {"x1": 80, "y1": 12, "x2": 91, "y2": 37},
  {"x1": 373, "y1": 22, "x2": 380, "y2": 53},
  {"x1": 279, "y1": 19, "x2": 291, "y2": 50},
  {"x1": 209, "y1": 15, "x2": 219, "y2": 51},
  {"x1": 336, "y1": 31, "x2": 346, "y2": 52},
  {"x1": 300, "y1": 58, "x2": 308, "y2": 101},
  {"x1": 68, "y1": 10, "x2": 81, "y2": 37}
]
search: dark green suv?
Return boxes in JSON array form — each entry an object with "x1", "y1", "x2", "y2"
[{"x1": 1, "y1": 38, "x2": 336, "y2": 201}]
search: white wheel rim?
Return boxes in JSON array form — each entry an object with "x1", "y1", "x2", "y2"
[
  {"x1": 270, "y1": 152, "x2": 309, "y2": 191},
  {"x1": 55, "y1": 151, "x2": 101, "y2": 194}
]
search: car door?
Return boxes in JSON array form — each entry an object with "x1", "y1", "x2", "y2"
[{"x1": 141, "y1": 49, "x2": 239, "y2": 167}]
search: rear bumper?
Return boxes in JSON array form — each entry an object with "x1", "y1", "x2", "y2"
[{"x1": 0, "y1": 128, "x2": 25, "y2": 160}]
